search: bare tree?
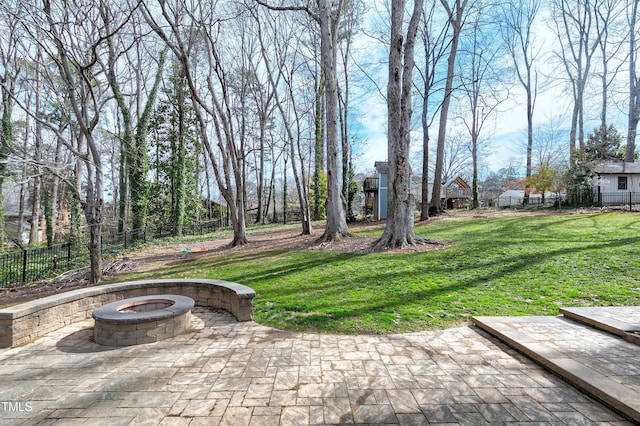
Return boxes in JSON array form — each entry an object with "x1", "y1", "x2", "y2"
[
  {"x1": 417, "y1": 0, "x2": 449, "y2": 220},
  {"x1": 500, "y1": 0, "x2": 541, "y2": 205},
  {"x1": 533, "y1": 115, "x2": 570, "y2": 171},
  {"x1": 316, "y1": 0, "x2": 349, "y2": 240},
  {"x1": 142, "y1": 1, "x2": 251, "y2": 246},
  {"x1": 458, "y1": 6, "x2": 509, "y2": 209},
  {"x1": 551, "y1": 0, "x2": 602, "y2": 165},
  {"x1": 337, "y1": 0, "x2": 365, "y2": 221},
  {"x1": 0, "y1": 2, "x2": 22, "y2": 249},
  {"x1": 431, "y1": 0, "x2": 469, "y2": 215},
  {"x1": 594, "y1": 0, "x2": 624, "y2": 132},
  {"x1": 257, "y1": 0, "x2": 349, "y2": 242},
  {"x1": 242, "y1": 21, "x2": 277, "y2": 225},
  {"x1": 101, "y1": 3, "x2": 167, "y2": 238},
  {"x1": 440, "y1": 130, "x2": 472, "y2": 182},
  {"x1": 627, "y1": 0, "x2": 640, "y2": 160},
  {"x1": 15, "y1": 0, "x2": 114, "y2": 282},
  {"x1": 376, "y1": 0, "x2": 425, "y2": 250},
  {"x1": 29, "y1": 47, "x2": 44, "y2": 246},
  {"x1": 251, "y1": 4, "x2": 314, "y2": 234}
]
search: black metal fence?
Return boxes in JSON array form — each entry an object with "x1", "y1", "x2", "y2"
[
  {"x1": 100, "y1": 219, "x2": 227, "y2": 256},
  {"x1": 0, "y1": 242, "x2": 82, "y2": 288},
  {"x1": 596, "y1": 192, "x2": 640, "y2": 210},
  {"x1": 0, "y1": 218, "x2": 229, "y2": 288},
  {"x1": 492, "y1": 191, "x2": 640, "y2": 211}
]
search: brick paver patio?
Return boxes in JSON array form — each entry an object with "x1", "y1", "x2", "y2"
[{"x1": 0, "y1": 307, "x2": 633, "y2": 425}]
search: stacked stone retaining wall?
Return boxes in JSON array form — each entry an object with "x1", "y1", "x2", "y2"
[{"x1": 0, "y1": 279, "x2": 255, "y2": 348}]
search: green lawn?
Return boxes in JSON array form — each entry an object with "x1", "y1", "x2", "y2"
[{"x1": 114, "y1": 211, "x2": 640, "y2": 334}]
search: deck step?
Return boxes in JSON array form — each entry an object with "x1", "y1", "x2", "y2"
[{"x1": 472, "y1": 313, "x2": 640, "y2": 423}]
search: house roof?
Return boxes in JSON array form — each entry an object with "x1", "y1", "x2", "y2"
[
  {"x1": 593, "y1": 162, "x2": 640, "y2": 174},
  {"x1": 374, "y1": 161, "x2": 389, "y2": 174},
  {"x1": 443, "y1": 176, "x2": 470, "y2": 190},
  {"x1": 374, "y1": 161, "x2": 413, "y2": 174},
  {"x1": 498, "y1": 190, "x2": 526, "y2": 198}
]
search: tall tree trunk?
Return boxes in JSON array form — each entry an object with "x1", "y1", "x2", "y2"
[
  {"x1": 173, "y1": 72, "x2": 187, "y2": 237},
  {"x1": 319, "y1": 0, "x2": 349, "y2": 242},
  {"x1": 0, "y1": 88, "x2": 12, "y2": 250},
  {"x1": 118, "y1": 137, "x2": 128, "y2": 234},
  {"x1": 293, "y1": 120, "x2": 313, "y2": 235},
  {"x1": 313, "y1": 70, "x2": 325, "y2": 220},
  {"x1": 256, "y1": 114, "x2": 266, "y2": 224},
  {"x1": 420, "y1": 109, "x2": 430, "y2": 219},
  {"x1": 555, "y1": 0, "x2": 599, "y2": 165},
  {"x1": 471, "y1": 97, "x2": 480, "y2": 209},
  {"x1": 0, "y1": 12, "x2": 19, "y2": 251},
  {"x1": 339, "y1": 63, "x2": 350, "y2": 221},
  {"x1": 502, "y1": 0, "x2": 540, "y2": 204},
  {"x1": 628, "y1": 0, "x2": 639, "y2": 161},
  {"x1": 432, "y1": 0, "x2": 467, "y2": 215},
  {"x1": 44, "y1": 184, "x2": 53, "y2": 247},
  {"x1": 30, "y1": 57, "x2": 44, "y2": 246},
  {"x1": 266, "y1": 144, "x2": 277, "y2": 222},
  {"x1": 377, "y1": 0, "x2": 423, "y2": 249},
  {"x1": 524, "y1": 81, "x2": 534, "y2": 205},
  {"x1": 418, "y1": 4, "x2": 447, "y2": 221},
  {"x1": 420, "y1": 25, "x2": 431, "y2": 221},
  {"x1": 71, "y1": 135, "x2": 83, "y2": 246},
  {"x1": 270, "y1": 150, "x2": 277, "y2": 222},
  {"x1": 50, "y1": 127, "x2": 65, "y2": 243},
  {"x1": 283, "y1": 156, "x2": 288, "y2": 224},
  {"x1": 0, "y1": 109, "x2": 9, "y2": 249},
  {"x1": 132, "y1": 51, "x2": 166, "y2": 236},
  {"x1": 17, "y1": 111, "x2": 29, "y2": 246}
]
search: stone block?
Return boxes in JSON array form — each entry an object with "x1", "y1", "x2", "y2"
[
  {"x1": 135, "y1": 336, "x2": 157, "y2": 345},
  {"x1": 155, "y1": 332, "x2": 174, "y2": 341},
  {"x1": 137, "y1": 320, "x2": 157, "y2": 330}
]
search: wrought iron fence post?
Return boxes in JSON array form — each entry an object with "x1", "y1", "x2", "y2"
[{"x1": 21, "y1": 248, "x2": 27, "y2": 285}]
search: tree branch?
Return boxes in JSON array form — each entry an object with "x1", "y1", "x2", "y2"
[{"x1": 254, "y1": 0, "x2": 318, "y2": 22}]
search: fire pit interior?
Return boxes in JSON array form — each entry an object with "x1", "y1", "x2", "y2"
[
  {"x1": 118, "y1": 300, "x2": 174, "y2": 313},
  {"x1": 92, "y1": 294, "x2": 195, "y2": 346}
]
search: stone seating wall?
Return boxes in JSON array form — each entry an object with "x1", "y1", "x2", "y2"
[{"x1": 0, "y1": 278, "x2": 256, "y2": 348}]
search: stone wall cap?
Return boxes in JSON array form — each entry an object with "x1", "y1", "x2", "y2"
[
  {"x1": 0, "y1": 278, "x2": 255, "y2": 319},
  {"x1": 109, "y1": 279, "x2": 257, "y2": 298},
  {"x1": 92, "y1": 294, "x2": 194, "y2": 323}
]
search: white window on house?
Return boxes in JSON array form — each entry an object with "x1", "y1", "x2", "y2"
[{"x1": 618, "y1": 176, "x2": 628, "y2": 190}]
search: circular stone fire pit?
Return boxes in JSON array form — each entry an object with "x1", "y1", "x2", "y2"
[{"x1": 92, "y1": 294, "x2": 195, "y2": 346}]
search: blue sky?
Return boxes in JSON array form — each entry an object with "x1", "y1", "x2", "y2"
[{"x1": 347, "y1": 1, "x2": 631, "y2": 180}]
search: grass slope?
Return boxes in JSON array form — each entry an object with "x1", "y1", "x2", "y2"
[{"x1": 116, "y1": 212, "x2": 640, "y2": 334}]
